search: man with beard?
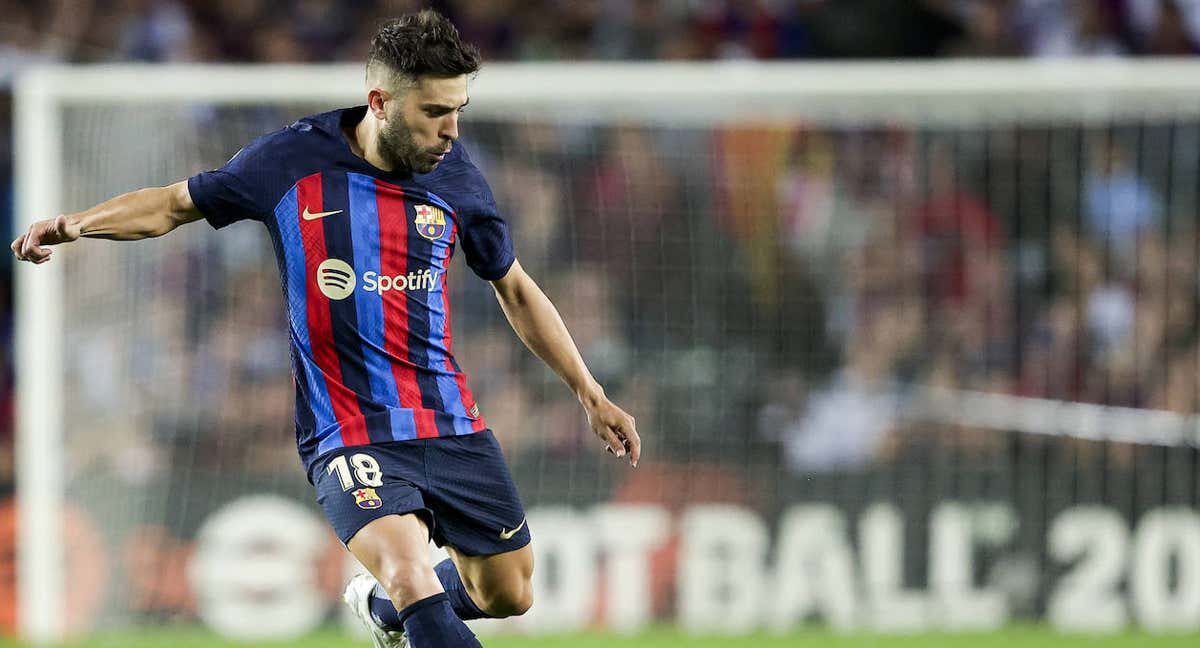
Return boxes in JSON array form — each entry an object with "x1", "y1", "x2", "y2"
[{"x1": 12, "y1": 10, "x2": 641, "y2": 648}]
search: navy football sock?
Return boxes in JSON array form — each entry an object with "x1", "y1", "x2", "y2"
[
  {"x1": 399, "y1": 593, "x2": 484, "y2": 648},
  {"x1": 435, "y1": 559, "x2": 489, "y2": 620},
  {"x1": 369, "y1": 583, "x2": 404, "y2": 630}
]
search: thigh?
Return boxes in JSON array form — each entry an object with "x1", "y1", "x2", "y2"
[
  {"x1": 349, "y1": 513, "x2": 443, "y2": 608},
  {"x1": 423, "y1": 430, "x2": 531, "y2": 556},
  {"x1": 447, "y1": 543, "x2": 534, "y2": 595}
]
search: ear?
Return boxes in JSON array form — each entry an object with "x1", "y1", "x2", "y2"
[{"x1": 366, "y1": 88, "x2": 389, "y2": 120}]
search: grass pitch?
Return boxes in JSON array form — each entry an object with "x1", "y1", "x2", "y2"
[{"x1": 2, "y1": 627, "x2": 1199, "y2": 647}]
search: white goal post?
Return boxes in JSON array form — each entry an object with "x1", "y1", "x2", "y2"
[{"x1": 16, "y1": 60, "x2": 1200, "y2": 642}]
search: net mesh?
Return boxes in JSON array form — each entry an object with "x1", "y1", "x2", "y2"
[{"x1": 36, "y1": 85, "x2": 1200, "y2": 636}]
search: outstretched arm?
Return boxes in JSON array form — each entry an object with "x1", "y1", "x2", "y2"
[
  {"x1": 11, "y1": 180, "x2": 202, "y2": 264},
  {"x1": 491, "y1": 260, "x2": 641, "y2": 467}
]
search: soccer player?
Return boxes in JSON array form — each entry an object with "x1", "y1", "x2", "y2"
[{"x1": 11, "y1": 10, "x2": 641, "y2": 648}]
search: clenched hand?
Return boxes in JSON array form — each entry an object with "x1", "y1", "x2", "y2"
[{"x1": 11, "y1": 215, "x2": 80, "y2": 264}]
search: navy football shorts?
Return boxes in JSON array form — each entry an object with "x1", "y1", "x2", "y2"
[{"x1": 313, "y1": 430, "x2": 531, "y2": 556}]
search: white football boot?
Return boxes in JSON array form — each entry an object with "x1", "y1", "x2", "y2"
[{"x1": 344, "y1": 572, "x2": 408, "y2": 648}]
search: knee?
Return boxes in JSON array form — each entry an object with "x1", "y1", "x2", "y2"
[
  {"x1": 474, "y1": 580, "x2": 533, "y2": 618},
  {"x1": 376, "y1": 558, "x2": 441, "y2": 609}
]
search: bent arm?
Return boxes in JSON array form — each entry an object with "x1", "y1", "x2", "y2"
[
  {"x1": 491, "y1": 260, "x2": 641, "y2": 465},
  {"x1": 12, "y1": 180, "x2": 203, "y2": 263}
]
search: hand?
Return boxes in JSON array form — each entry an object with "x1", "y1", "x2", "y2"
[
  {"x1": 583, "y1": 396, "x2": 641, "y2": 467},
  {"x1": 11, "y1": 214, "x2": 81, "y2": 264}
]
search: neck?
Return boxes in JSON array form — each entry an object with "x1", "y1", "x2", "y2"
[{"x1": 352, "y1": 110, "x2": 395, "y2": 171}]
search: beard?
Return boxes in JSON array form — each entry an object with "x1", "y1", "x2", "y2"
[{"x1": 377, "y1": 117, "x2": 442, "y2": 174}]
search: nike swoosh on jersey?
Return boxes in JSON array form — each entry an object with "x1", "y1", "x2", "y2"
[
  {"x1": 499, "y1": 519, "x2": 527, "y2": 540},
  {"x1": 302, "y1": 207, "x2": 344, "y2": 220}
]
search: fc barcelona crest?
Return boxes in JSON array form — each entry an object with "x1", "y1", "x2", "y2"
[
  {"x1": 414, "y1": 204, "x2": 447, "y2": 241},
  {"x1": 353, "y1": 488, "x2": 383, "y2": 510}
]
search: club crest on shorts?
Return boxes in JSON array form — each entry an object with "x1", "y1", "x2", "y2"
[
  {"x1": 352, "y1": 488, "x2": 383, "y2": 510},
  {"x1": 414, "y1": 204, "x2": 447, "y2": 241}
]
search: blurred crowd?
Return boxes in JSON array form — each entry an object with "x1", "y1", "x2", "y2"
[
  {"x1": 41, "y1": 119, "x2": 1200, "y2": 490},
  {"x1": 5, "y1": 0, "x2": 1200, "y2": 496},
  {"x1": 4, "y1": 0, "x2": 1200, "y2": 66},
  {"x1": 758, "y1": 127, "x2": 1200, "y2": 474}
]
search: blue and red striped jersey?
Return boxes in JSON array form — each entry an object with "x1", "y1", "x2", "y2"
[{"x1": 187, "y1": 107, "x2": 514, "y2": 478}]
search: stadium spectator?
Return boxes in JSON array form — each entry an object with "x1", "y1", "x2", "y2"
[
  {"x1": 485, "y1": 140, "x2": 569, "y2": 275},
  {"x1": 1142, "y1": 0, "x2": 1200, "y2": 54},
  {"x1": 780, "y1": 307, "x2": 912, "y2": 473},
  {"x1": 1082, "y1": 140, "x2": 1162, "y2": 255},
  {"x1": 114, "y1": 0, "x2": 192, "y2": 62},
  {"x1": 910, "y1": 139, "x2": 1005, "y2": 310},
  {"x1": 1019, "y1": 0, "x2": 1131, "y2": 57},
  {"x1": 1127, "y1": 0, "x2": 1200, "y2": 55},
  {"x1": 943, "y1": 0, "x2": 1024, "y2": 57}
]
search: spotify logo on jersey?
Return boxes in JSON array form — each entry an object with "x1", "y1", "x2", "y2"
[{"x1": 316, "y1": 258, "x2": 356, "y2": 300}]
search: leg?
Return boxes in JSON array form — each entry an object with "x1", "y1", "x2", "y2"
[
  {"x1": 422, "y1": 429, "x2": 535, "y2": 619},
  {"x1": 443, "y1": 543, "x2": 534, "y2": 618},
  {"x1": 347, "y1": 513, "x2": 483, "y2": 648},
  {"x1": 421, "y1": 429, "x2": 534, "y2": 619},
  {"x1": 348, "y1": 513, "x2": 442, "y2": 611}
]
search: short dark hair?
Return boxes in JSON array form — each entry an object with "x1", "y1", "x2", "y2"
[{"x1": 367, "y1": 10, "x2": 481, "y2": 83}]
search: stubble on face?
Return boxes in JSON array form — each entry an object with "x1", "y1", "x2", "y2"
[
  {"x1": 377, "y1": 116, "x2": 435, "y2": 174},
  {"x1": 371, "y1": 74, "x2": 465, "y2": 174}
]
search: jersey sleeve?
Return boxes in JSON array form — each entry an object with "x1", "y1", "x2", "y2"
[
  {"x1": 458, "y1": 179, "x2": 515, "y2": 281},
  {"x1": 187, "y1": 131, "x2": 285, "y2": 229},
  {"x1": 447, "y1": 147, "x2": 516, "y2": 281}
]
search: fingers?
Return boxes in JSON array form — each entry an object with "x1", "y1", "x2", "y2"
[
  {"x1": 20, "y1": 226, "x2": 48, "y2": 263},
  {"x1": 600, "y1": 428, "x2": 626, "y2": 459},
  {"x1": 600, "y1": 419, "x2": 640, "y2": 468},
  {"x1": 15, "y1": 220, "x2": 58, "y2": 263},
  {"x1": 592, "y1": 403, "x2": 642, "y2": 467},
  {"x1": 622, "y1": 421, "x2": 641, "y2": 468},
  {"x1": 20, "y1": 224, "x2": 38, "y2": 259},
  {"x1": 611, "y1": 418, "x2": 640, "y2": 468}
]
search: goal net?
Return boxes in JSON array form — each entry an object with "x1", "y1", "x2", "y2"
[{"x1": 13, "y1": 61, "x2": 1200, "y2": 641}]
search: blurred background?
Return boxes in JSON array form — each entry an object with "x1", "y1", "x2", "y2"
[{"x1": 5, "y1": 0, "x2": 1200, "y2": 645}]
